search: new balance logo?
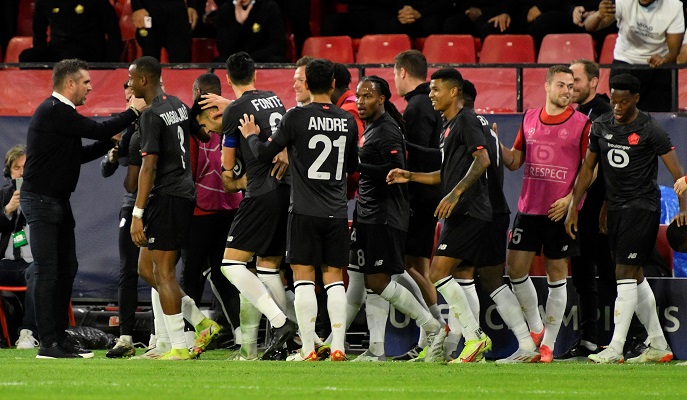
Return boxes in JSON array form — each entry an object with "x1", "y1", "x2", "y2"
[
  {"x1": 374, "y1": 260, "x2": 384, "y2": 267},
  {"x1": 438, "y1": 244, "x2": 447, "y2": 250},
  {"x1": 227, "y1": 236, "x2": 234, "y2": 242},
  {"x1": 627, "y1": 253, "x2": 637, "y2": 259},
  {"x1": 561, "y1": 245, "x2": 568, "y2": 251},
  {"x1": 148, "y1": 237, "x2": 155, "y2": 243}
]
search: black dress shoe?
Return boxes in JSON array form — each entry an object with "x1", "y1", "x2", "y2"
[
  {"x1": 60, "y1": 335, "x2": 94, "y2": 358},
  {"x1": 555, "y1": 339, "x2": 599, "y2": 360},
  {"x1": 36, "y1": 342, "x2": 79, "y2": 359}
]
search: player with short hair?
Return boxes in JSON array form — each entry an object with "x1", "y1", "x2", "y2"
[
  {"x1": 567, "y1": 73, "x2": 686, "y2": 364},
  {"x1": 212, "y1": 51, "x2": 296, "y2": 361},
  {"x1": 387, "y1": 69, "x2": 493, "y2": 363},
  {"x1": 351, "y1": 75, "x2": 445, "y2": 363},
  {"x1": 499, "y1": 65, "x2": 591, "y2": 363},
  {"x1": 294, "y1": 56, "x2": 315, "y2": 106},
  {"x1": 391, "y1": 49, "x2": 445, "y2": 360},
  {"x1": 238, "y1": 58, "x2": 358, "y2": 361}
]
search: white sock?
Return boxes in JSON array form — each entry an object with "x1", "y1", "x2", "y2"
[
  {"x1": 491, "y1": 285, "x2": 536, "y2": 352},
  {"x1": 435, "y1": 277, "x2": 481, "y2": 340},
  {"x1": 541, "y1": 279, "x2": 567, "y2": 350},
  {"x1": 257, "y1": 267, "x2": 287, "y2": 312},
  {"x1": 239, "y1": 294, "x2": 261, "y2": 359},
  {"x1": 418, "y1": 326, "x2": 429, "y2": 348},
  {"x1": 221, "y1": 259, "x2": 286, "y2": 328},
  {"x1": 456, "y1": 279, "x2": 480, "y2": 321},
  {"x1": 609, "y1": 279, "x2": 638, "y2": 354},
  {"x1": 120, "y1": 335, "x2": 133, "y2": 344},
  {"x1": 151, "y1": 289, "x2": 170, "y2": 345},
  {"x1": 181, "y1": 295, "x2": 206, "y2": 327},
  {"x1": 510, "y1": 275, "x2": 544, "y2": 334},
  {"x1": 444, "y1": 309, "x2": 462, "y2": 355},
  {"x1": 284, "y1": 287, "x2": 297, "y2": 322},
  {"x1": 365, "y1": 290, "x2": 388, "y2": 356},
  {"x1": 381, "y1": 280, "x2": 440, "y2": 333},
  {"x1": 636, "y1": 279, "x2": 668, "y2": 350},
  {"x1": 294, "y1": 280, "x2": 317, "y2": 355},
  {"x1": 163, "y1": 313, "x2": 187, "y2": 350},
  {"x1": 394, "y1": 271, "x2": 430, "y2": 311},
  {"x1": 345, "y1": 268, "x2": 366, "y2": 329},
  {"x1": 325, "y1": 281, "x2": 347, "y2": 353}
]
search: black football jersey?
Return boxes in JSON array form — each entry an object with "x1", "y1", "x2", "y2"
[
  {"x1": 222, "y1": 90, "x2": 286, "y2": 198},
  {"x1": 476, "y1": 113, "x2": 509, "y2": 215},
  {"x1": 139, "y1": 94, "x2": 194, "y2": 200},
  {"x1": 439, "y1": 108, "x2": 492, "y2": 221},
  {"x1": 589, "y1": 111, "x2": 673, "y2": 212},
  {"x1": 268, "y1": 103, "x2": 358, "y2": 218}
]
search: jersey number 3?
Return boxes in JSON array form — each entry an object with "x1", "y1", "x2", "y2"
[{"x1": 308, "y1": 134, "x2": 346, "y2": 180}]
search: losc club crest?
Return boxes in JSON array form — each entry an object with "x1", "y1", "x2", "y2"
[
  {"x1": 628, "y1": 132, "x2": 640, "y2": 145},
  {"x1": 558, "y1": 128, "x2": 569, "y2": 139}
]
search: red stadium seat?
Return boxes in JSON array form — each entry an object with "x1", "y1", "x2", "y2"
[
  {"x1": 423, "y1": 34, "x2": 476, "y2": 63},
  {"x1": 537, "y1": 33, "x2": 595, "y2": 64},
  {"x1": 302, "y1": 36, "x2": 354, "y2": 63},
  {"x1": 16, "y1": 0, "x2": 35, "y2": 37},
  {"x1": 356, "y1": 34, "x2": 411, "y2": 64},
  {"x1": 599, "y1": 33, "x2": 618, "y2": 64},
  {"x1": 191, "y1": 38, "x2": 218, "y2": 63},
  {"x1": 5, "y1": 36, "x2": 33, "y2": 63},
  {"x1": 479, "y1": 34, "x2": 535, "y2": 63}
]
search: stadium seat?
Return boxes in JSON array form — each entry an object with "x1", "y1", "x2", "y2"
[
  {"x1": 479, "y1": 34, "x2": 535, "y2": 63},
  {"x1": 599, "y1": 33, "x2": 618, "y2": 64},
  {"x1": 4, "y1": 36, "x2": 33, "y2": 63},
  {"x1": 356, "y1": 34, "x2": 411, "y2": 64},
  {"x1": 423, "y1": 34, "x2": 476, "y2": 63},
  {"x1": 0, "y1": 286, "x2": 75, "y2": 347},
  {"x1": 119, "y1": 0, "x2": 136, "y2": 41},
  {"x1": 537, "y1": 33, "x2": 595, "y2": 64},
  {"x1": 16, "y1": 0, "x2": 35, "y2": 36},
  {"x1": 191, "y1": 38, "x2": 218, "y2": 63},
  {"x1": 302, "y1": 36, "x2": 354, "y2": 63}
]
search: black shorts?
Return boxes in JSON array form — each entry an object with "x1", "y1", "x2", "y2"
[
  {"x1": 286, "y1": 214, "x2": 349, "y2": 267},
  {"x1": 473, "y1": 213, "x2": 510, "y2": 266},
  {"x1": 405, "y1": 206, "x2": 438, "y2": 259},
  {"x1": 434, "y1": 214, "x2": 490, "y2": 264},
  {"x1": 226, "y1": 185, "x2": 289, "y2": 257},
  {"x1": 349, "y1": 222, "x2": 406, "y2": 275},
  {"x1": 507, "y1": 213, "x2": 579, "y2": 259},
  {"x1": 607, "y1": 208, "x2": 659, "y2": 266},
  {"x1": 143, "y1": 194, "x2": 194, "y2": 251}
]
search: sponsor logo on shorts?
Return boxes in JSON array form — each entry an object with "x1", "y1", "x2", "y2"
[
  {"x1": 374, "y1": 259, "x2": 384, "y2": 267},
  {"x1": 627, "y1": 253, "x2": 637, "y2": 259},
  {"x1": 438, "y1": 244, "x2": 447, "y2": 250}
]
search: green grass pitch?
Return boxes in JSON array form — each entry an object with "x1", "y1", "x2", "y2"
[{"x1": 1, "y1": 349, "x2": 686, "y2": 399}]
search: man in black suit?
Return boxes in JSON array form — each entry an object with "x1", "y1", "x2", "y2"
[{"x1": 20, "y1": 59, "x2": 145, "y2": 359}]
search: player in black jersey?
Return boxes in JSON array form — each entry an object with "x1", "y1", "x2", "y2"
[
  {"x1": 238, "y1": 59, "x2": 358, "y2": 361},
  {"x1": 207, "y1": 52, "x2": 295, "y2": 361},
  {"x1": 128, "y1": 56, "x2": 199, "y2": 360},
  {"x1": 347, "y1": 75, "x2": 445, "y2": 363},
  {"x1": 391, "y1": 50, "x2": 445, "y2": 360},
  {"x1": 387, "y1": 69, "x2": 493, "y2": 363},
  {"x1": 566, "y1": 74, "x2": 687, "y2": 364}
]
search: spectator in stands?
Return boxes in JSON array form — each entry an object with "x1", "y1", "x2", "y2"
[
  {"x1": 215, "y1": 0, "x2": 287, "y2": 63},
  {"x1": 321, "y1": 0, "x2": 397, "y2": 38},
  {"x1": 276, "y1": 0, "x2": 312, "y2": 56},
  {"x1": 0, "y1": 144, "x2": 38, "y2": 349},
  {"x1": 585, "y1": 0, "x2": 685, "y2": 112},
  {"x1": 0, "y1": 0, "x2": 19, "y2": 56},
  {"x1": 390, "y1": 1, "x2": 450, "y2": 38},
  {"x1": 443, "y1": 0, "x2": 544, "y2": 41},
  {"x1": 20, "y1": 0, "x2": 122, "y2": 62},
  {"x1": 132, "y1": 0, "x2": 198, "y2": 63}
]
